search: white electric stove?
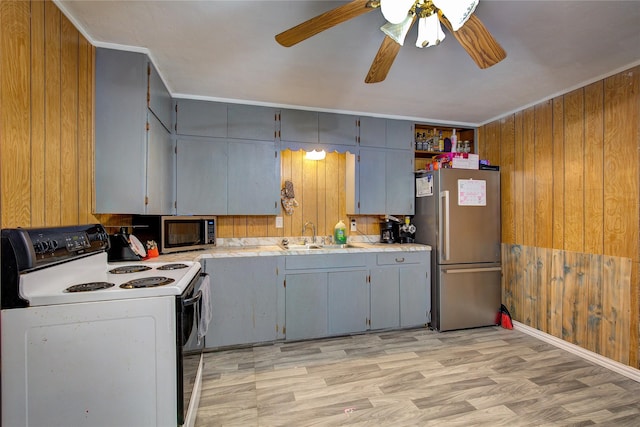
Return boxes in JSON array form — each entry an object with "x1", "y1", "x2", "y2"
[{"x1": 1, "y1": 224, "x2": 206, "y2": 427}]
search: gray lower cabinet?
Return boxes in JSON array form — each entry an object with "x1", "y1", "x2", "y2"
[
  {"x1": 176, "y1": 137, "x2": 227, "y2": 215},
  {"x1": 283, "y1": 253, "x2": 368, "y2": 340},
  {"x1": 369, "y1": 267, "x2": 400, "y2": 330},
  {"x1": 284, "y1": 272, "x2": 328, "y2": 340},
  {"x1": 203, "y1": 257, "x2": 279, "y2": 348},
  {"x1": 370, "y1": 252, "x2": 430, "y2": 329},
  {"x1": 328, "y1": 270, "x2": 369, "y2": 335}
]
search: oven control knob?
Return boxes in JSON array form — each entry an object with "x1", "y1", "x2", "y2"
[{"x1": 33, "y1": 241, "x2": 46, "y2": 254}]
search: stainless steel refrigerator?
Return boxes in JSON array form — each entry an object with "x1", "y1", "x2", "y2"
[{"x1": 414, "y1": 169, "x2": 501, "y2": 331}]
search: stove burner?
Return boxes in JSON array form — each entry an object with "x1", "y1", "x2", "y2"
[
  {"x1": 65, "y1": 282, "x2": 115, "y2": 293},
  {"x1": 109, "y1": 265, "x2": 152, "y2": 274},
  {"x1": 120, "y1": 276, "x2": 175, "y2": 289},
  {"x1": 156, "y1": 263, "x2": 189, "y2": 271}
]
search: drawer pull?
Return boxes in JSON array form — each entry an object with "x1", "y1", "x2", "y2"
[{"x1": 395, "y1": 257, "x2": 405, "y2": 263}]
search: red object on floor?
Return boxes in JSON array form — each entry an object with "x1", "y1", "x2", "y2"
[{"x1": 501, "y1": 312, "x2": 513, "y2": 329}]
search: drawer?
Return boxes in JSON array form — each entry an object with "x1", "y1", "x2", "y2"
[
  {"x1": 285, "y1": 253, "x2": 366, "y2": 270},
  {"x1": 376, "y1": 252, "x2": 426, "y2": 266}
]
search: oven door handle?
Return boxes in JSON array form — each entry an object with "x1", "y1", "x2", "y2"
[{"x1": 183, "y1": 272, "x2": 208, "y2": 307}]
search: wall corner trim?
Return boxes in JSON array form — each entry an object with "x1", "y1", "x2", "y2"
[{"x1": 513, "y1": 321, "x2": 640, "y2": 383}]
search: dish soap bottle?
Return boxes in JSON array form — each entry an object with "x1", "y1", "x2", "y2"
[{"x1": 334, "y1": 220, "x2": 347, "y2": 244}]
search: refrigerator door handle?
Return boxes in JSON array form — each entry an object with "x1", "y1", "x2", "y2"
[
  {"x1": 442, "y1": 267, "x2": 503, "y2": 274},
  {"x1": 439, "y1": 190, "x2": 450, "y2": 261}
]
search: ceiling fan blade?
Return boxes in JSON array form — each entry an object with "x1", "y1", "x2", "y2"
[
  {"x1": 438, "y1": 12, "x2": 506, "y2": 69},
  {"x1": 365, "y1": 15, "x2": 416, "y2": 84},
  {"x1": 365, "y1": 35, "x2": 402, "y2": 83},
  {"x1": 276, "y1": 0, "x2": 375, "y2": 47}
]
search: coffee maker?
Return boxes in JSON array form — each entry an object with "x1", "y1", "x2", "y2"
[{"x1": 379, "y1": 217, "x2": 400, "y2": 243}]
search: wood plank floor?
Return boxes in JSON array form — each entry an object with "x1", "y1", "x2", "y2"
[{"x1": 195, "y1": 327, "x2": 640, "y2": 426}]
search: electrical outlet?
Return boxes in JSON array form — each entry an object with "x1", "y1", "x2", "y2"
[
  {"x1": 275, "y1": 216, "x2": 283, "y2": 228},
  {"x1": 350, "y1": 218, "x2": 357, "y2": 231}
]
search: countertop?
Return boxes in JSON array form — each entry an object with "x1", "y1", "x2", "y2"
[{"x1": 146, "y1": 237, "x2": 431, "y2": 264}]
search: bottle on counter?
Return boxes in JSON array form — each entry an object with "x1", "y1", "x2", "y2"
[{"x1": 334, "y1": 220, "x2": 347, "y2": 244}]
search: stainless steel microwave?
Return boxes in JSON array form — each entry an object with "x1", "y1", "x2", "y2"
[{"x1": 132, "y1": 215, "x2": 216, "y2": 254}]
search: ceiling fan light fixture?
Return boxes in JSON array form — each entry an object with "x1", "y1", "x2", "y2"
[
  {"x1": 380, "y1": 14, "x2": 414, "y2": 45},
  {"x1": 432, "y1": 0, "x2": 479, "y2": 31},
  {"x1": 416, "y1": 13, "x2": 445, "y2": 48},
  {"x1": 380, "y1": 0, "x2": 416, "y2": 24}
]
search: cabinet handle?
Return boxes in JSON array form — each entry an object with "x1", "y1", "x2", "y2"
[{"x1": 395, "y1": 257, "x2": 405, "y2": 263}]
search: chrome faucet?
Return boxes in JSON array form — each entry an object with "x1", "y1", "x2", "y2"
[{"x1": 302, "y1": 221, "x2": 316, "y2": 243}]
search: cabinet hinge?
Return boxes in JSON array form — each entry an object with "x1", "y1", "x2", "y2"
[
  {"x1": 175, "y1": 104, "x2": 178, "y2": 113},
  {"x1": 356, "y1": 135, "x2": 360, "y2": 144},
  {"x1": 275, "y1": 151, "x2": 278, "y2": 158},
  {"x1": 144, "y1": 196, "x2": 149, "y2": 205},
  {"x1": 357, "y1": 154, "x2": 360, "y2": 162},
  {"x1": 283, "y1": 279, "x2": 286, "y2": 288},
  {"x1": 146, "y1": 122, "x2": 150, "y2": 131},
  {"x1": 367, "y1": 274, "x2": 370, "y2": 283},
  {"x1": 175, "y1": 146, "x2": 177, "y2": 154},
  {"x1": 283, "y1": 326, "x2": 286, "y2": 334},
  {"x1": 357, "y1": 119, "x2": 360, "y2": 127},
  {"x1": 174, "y1": 201, "x2": 177, "y2": 209}
]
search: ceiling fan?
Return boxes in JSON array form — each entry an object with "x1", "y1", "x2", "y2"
[{"x1": 275, "y1": 0, "x2": 506, "y2": 83}]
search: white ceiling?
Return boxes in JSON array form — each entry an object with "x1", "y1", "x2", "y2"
[{"x1": 57, "y1": 0, "x2": 640, "y2": 127}]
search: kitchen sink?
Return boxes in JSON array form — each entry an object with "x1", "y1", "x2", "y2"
[{"x1": 279, "y1": 242, "x2": 360, "y2": 251}]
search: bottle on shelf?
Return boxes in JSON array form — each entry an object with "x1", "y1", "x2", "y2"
[
  {"x1": 451, "y1": 129, "x2": 457, "y2": 153},
  {"x1": 438, "y1": 131, "x2": 444, "y2": 152}
]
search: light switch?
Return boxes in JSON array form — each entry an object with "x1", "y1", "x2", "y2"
[{"x1": 275, "y1": 216, "x2": 284, "y2": 228}]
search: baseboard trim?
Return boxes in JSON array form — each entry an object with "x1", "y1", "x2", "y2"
[{"x1": 513, "y1": 321, "x2": 640, "y2": 383}]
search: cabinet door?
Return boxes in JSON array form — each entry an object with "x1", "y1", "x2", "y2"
[
  {"x1": 95, "y1": 48, "x2": 147, "y2": 214},
  {"x1": 147, "y1": 61, "x2": 172, "y2": 131},
  {"x1": 227, "y1": 140, "x2": 279, "y2": 214},
  {"x1": 285, "y1": 273, "x2": 327, "y2": 340},
  {"x1": 386, "y1": 119, "x2": 413, "y2": 150},
  {"x1": 370, "y1": 267, "x2": 400, "y2": 330},
  {"x1": 358, "y1": 148, "x2": 386, "y2": 214},
  {"x1": 279, "y1": 109, "x2": 318, "y2": 144},
  {"x1": 399, "y1": 264, "x2": 430, "y2": 327},
  {"x1": 175, "y1": 99, "x2": 227, "y2": 137},
  {"x1": 327, "y1": 270, "x2": 368, "y2": 335},
  {"x1": 146, "y1": 113, "x2": 175, "y2": 215},
  {"x1": 204, "y1": 257, "x2": 278, "y2": 348},
  {"x1": 228, "y1": 104, "x2": 277, "y2": 141},
  {"x1": 176, "y1": 138, "x2": 227, "y2": 214},
  {"x1": 319, "y1": 113, "x2": 357, "y2": 146},
  {"x1": 385, "y1": 150, "x2": 415, "y2": 215},
  {"x1": 359, "y1": 116, "x2": 386, "y2": 148}
]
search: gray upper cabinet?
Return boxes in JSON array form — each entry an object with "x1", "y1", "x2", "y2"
[
  {"x1": 146, "y1": 113, "x2": 176, "y2": 215},
  {"x1": 318, "y1": 113, "x2": 357, "y2": 146},
  {"x1": 346, "y1": 148, "x2": 414, "y2": 215},
  {"x1": 175, "y1": 99, "x2": 227, "y2": 138},
  {"x1": 227, "y1": 140, "x2": 280, "y2": 215},
  {"x1": 176, "y1": 137, "x2": 227, "y2": 215},
  {"x1": 95, "y1": 48, "x2": 174, "y2": 215},
  {"x1": 147, "y1": 62, "x2": 172, "y2": 131},
  {"x1": 279, "y1": 109, "x2": 318, "y2": 144},
  {"x1": 358, "y1": 116, "x2": 386, "y2": 148},
  {"x1": 386, "y1": 119, "x2": 414, "y2": 150},
  {"x1": 228, "y1": 104, "x2": 277, "y2": 141}
]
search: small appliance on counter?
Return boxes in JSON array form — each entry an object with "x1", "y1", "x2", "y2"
[
  {"x1": 379, "y1": 218, "x2": 398, "y2": 243},
  {"x1": 106, "y1": 226, "x2": 146, "y2": 262},
  {"x1": 398, "y1": 216, "x2": 416, "y2": 243}
]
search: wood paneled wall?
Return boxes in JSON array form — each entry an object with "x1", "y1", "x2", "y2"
[
  {"x1": 480, "y1": 66, "x2": 640, "y2": 368},
  {"x1": 218, "y1": 149, "x2": 381, "y2": 239}
]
